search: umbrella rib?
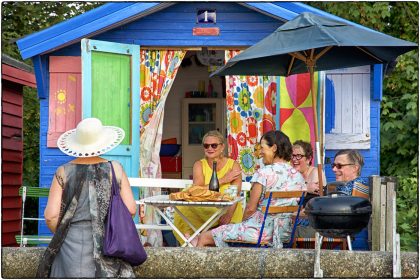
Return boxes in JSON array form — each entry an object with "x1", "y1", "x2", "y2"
[
  {"x1": 356, "y1": 46, "x2": 384, "y2": 63},
  {"x1": 314, "y1": 46, "x2": 333, "y2": 61},
  {"x1": 290, "y1": 52, "x2": 307, "y2": 62},
  {"x1": 287, "y1": 56, "x2": 296, "y2": 76},
  {"x1": 310, "y1": 49, "x2": 315, "y2": 60}
]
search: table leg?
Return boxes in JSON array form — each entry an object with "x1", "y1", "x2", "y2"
[
  {"x1": 181, "y1": 207, "x2": 227, "y2": 248},
  {"x1": 173, "y1": 206, "x2": 198, "y2": 232},
  {"x1": 152, "y1": 207, "x2": 191, "y2": 246}
]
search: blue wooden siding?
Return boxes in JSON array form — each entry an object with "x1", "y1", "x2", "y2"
[
  {"x1": 38, "y1": 97, "x2": 77, "y2": 235},
  {"x1": 94, "y1": 3, "x2": 283, "y2": 47},
  {"x1": 325, "y1": 100, "x2": 380, "y2": 183}
]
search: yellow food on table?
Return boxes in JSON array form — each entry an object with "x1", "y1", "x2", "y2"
[{"x1": 169, "y1": 185, "x2": 233, "y2": 202}]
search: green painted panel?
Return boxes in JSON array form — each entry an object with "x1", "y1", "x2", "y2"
[{"x1": 91, "y1": 52, "x2": 131, "y2": 144}]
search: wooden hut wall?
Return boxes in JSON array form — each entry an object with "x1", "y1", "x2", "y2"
[
  {"x1": 93, "y1": 3, "x2": 283, "y2": 47},
  {"x1": 1, "y1": 63, "x2": 36, "y2": 246},
  {"x1": 1, "y1": 81, "x2": 24, "y2": 246},
  {"x1": 324, "y1": 99, "x2": 381, "y2": 182},
  {"x1": 35, "y1": 2, "x2": 381, "y2": 234},
  {"x1": 323, "y1": 66, "x2": 381, "y2": 182}
]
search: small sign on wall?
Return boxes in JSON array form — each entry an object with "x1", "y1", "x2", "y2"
[
  {"x1": 197, "y1": 9, "x2": 216, "y2": 24},
  {"x1": 193, "y1": 27, "x2": 220, "y2": 36}
]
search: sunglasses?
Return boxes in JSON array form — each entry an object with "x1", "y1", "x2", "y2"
[
  {"x1": 203, "y1": 143, "x2": 222, "y2": 149},
  {"x1": 331, "y1": 163, "x2": 354, "y2": 169},
  {"x1": 292, "y1": 154, "x2": 305, "y2": 160}
]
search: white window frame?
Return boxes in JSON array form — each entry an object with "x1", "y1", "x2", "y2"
[{"x1": 323, "y1": 65, "x2": 371, "y2": 150}]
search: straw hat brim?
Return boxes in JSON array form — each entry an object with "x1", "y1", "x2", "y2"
[{"x1": 57, "y1": 126, "x2": 125, "y2": 158}]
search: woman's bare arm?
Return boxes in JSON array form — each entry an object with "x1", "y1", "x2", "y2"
[
  {"x1": 242, "y1": 182, "x2": 262, "y2": 221},
  {"x1": 44, "y1": 168, "x2": 64, "y2": 233},
  {"x1": 192, "y1": 160, "x2": 205, "y2": 186},
  {"x1": 116, "y1": 163, "x2": 137, "y2": 216}
]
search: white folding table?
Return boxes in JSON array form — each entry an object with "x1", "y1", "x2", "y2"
[{"x1": 142, "y1": 195, "x2": 242, "y2": 247}]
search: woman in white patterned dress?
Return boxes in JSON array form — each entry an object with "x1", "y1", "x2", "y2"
[{"x1": 196, "y1": 130, "x2": 306, "y2": 248}]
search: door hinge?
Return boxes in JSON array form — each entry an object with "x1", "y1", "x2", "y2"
[{"x1": 85, "y1": 39, "x2": 90, "y2": 52}]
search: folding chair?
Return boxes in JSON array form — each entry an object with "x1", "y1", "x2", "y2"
[
  {"x1": 16, "y1": 186, "x2": 52, "y2": 246},
  {"x1": 224, "y1": 190, "x2": 306, "y2": 248},
  {"x1": 293, "y1": 237, "x2": 347, "y2": 250}
]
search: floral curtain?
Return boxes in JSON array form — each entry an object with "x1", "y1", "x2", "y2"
[
  {"x1": 139, "y1": 50, "x2": 186, "y2": 247},
  {"x1": 225, "y1": 50, "x2": 277, "y2": 182}
]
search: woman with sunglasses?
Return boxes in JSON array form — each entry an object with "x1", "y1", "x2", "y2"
[
  {"x1": 296, "y1": 149, "x2": 370, "y2": 250},
  {"x1": 290, "y1": 140, "x2": 326, "y2": 239},
  {"x1": 332, "y1": 149, "x2": 369, "y2": 250},
  {"x1": 173, "y1": 130, "x2": 243, "y2": 246},
  {"x1": 291, "y1": 140, "x2": 326, "y2": 202},
  {"x1": 195, "y1": 130, "x2": 306, "y2": 247},
  {"x1": 332, "y1": 149, "x2": 368, "y2": 198}
]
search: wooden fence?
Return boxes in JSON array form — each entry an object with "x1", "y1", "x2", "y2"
[{"x1": 369, "y1": 176, "x2": 398, "y2": 251}]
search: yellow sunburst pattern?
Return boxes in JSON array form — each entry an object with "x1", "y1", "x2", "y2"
[
  {"x1": 55, "y1": 89, "x2": 67, "y2": 104},
  {"x1": 55, "y1": 106, "x2": 65, "y2": 115},
  {"x1": 68, "y1": 75, "x2": 76, "y2": 82},
  {"x1": 68, "y1": 103, "x2": 75, "y2": 112}
]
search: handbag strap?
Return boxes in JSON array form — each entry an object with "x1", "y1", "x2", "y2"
[{"x1": 109, "y1": 161, "x2": 119, "y2": 196}]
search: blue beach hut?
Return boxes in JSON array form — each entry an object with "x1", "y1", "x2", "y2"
[{"x1": 17, "y1": 2, "x2": 384, "y2": 237}]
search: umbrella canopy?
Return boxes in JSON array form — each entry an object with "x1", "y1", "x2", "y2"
[
  {"x1": 212, "y1": 12, "x2": 417, "y2": 193},
  {"x1": 212, "y1": 12, "x2": 417, "y2": 77}
]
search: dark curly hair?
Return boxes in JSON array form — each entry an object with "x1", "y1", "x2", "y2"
[
  {"x1": 293, "y1": 140, "x2": 313, "y2": 165},
  {"x1": 260, "y1": 130, "x2": 292, "y2": 161}
]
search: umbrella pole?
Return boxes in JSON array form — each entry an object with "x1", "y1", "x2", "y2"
[{"x1": 309, "y1": 64, "x2": 325, "y2": 195}]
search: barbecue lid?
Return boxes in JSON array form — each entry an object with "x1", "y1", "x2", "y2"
[{"x1": 305, "y1": 192, "x2": 372, "y2": 215}]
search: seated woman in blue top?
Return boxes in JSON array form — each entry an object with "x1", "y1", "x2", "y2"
[
  {"x1": 296, "y1": 149, "x2": 370, "y2": 250},
  {"x1": 332, "y1": 149, "x2": 369, "y2": 198}
]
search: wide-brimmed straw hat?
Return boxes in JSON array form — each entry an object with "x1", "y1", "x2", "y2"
[{"x1": 57, "y1": 118, "x2": 125, "y2": 158}]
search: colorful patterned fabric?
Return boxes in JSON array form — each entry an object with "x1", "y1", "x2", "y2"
[
  {"x1": 212, "y1": 162, "x2": 305, "y2": 248},
  {"x1": 279, "y1": 72, "x2": 320, "y2": 159},
  {"x1": 336, "y1": 177, "x2": 369, "y2": 197},
  {"x1": 139, "y1": 50, "x2": 185, "y2": 247},
  {"x1": 225, "y1": 50, "x2": 277, "y2": 181}
]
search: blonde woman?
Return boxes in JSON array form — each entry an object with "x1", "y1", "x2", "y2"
[{"x1": 173, "y1": 130, "x2": 243, "y2": 246}]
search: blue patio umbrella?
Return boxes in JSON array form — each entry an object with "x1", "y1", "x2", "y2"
[{"x1": 211, "y1": 12, "x2": 417, "y2": 193}]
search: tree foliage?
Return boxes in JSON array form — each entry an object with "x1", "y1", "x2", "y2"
[
  {"x1": 2, "y1": 2, "x2": 100, "y2": 62},
  {"x1": 1, "y1": 2, "x2": 100, "y2": 234},
  {"x1": 309, "y1": 2, "x2": 418, "y2": 251}
]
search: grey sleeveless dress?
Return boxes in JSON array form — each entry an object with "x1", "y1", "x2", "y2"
[
  {"x1": 39, "y1": 162, "x2": 135, "y2": 278},
  {"x1": 50, "y1": 179, "x2": 95, "y2": 278}
]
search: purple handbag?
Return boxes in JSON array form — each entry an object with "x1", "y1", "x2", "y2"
[{"x1": 103, "y1": 162, "x2": 147, "y2": 266}]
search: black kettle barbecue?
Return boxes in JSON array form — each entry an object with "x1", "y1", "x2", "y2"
[{"x1": 305, "y1": 191, "x2": 372, "y2": 238}]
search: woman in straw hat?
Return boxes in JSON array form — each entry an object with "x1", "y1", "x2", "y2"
[{"x1": 37, "y1": 118, "x2": 137, "y2": 278}]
